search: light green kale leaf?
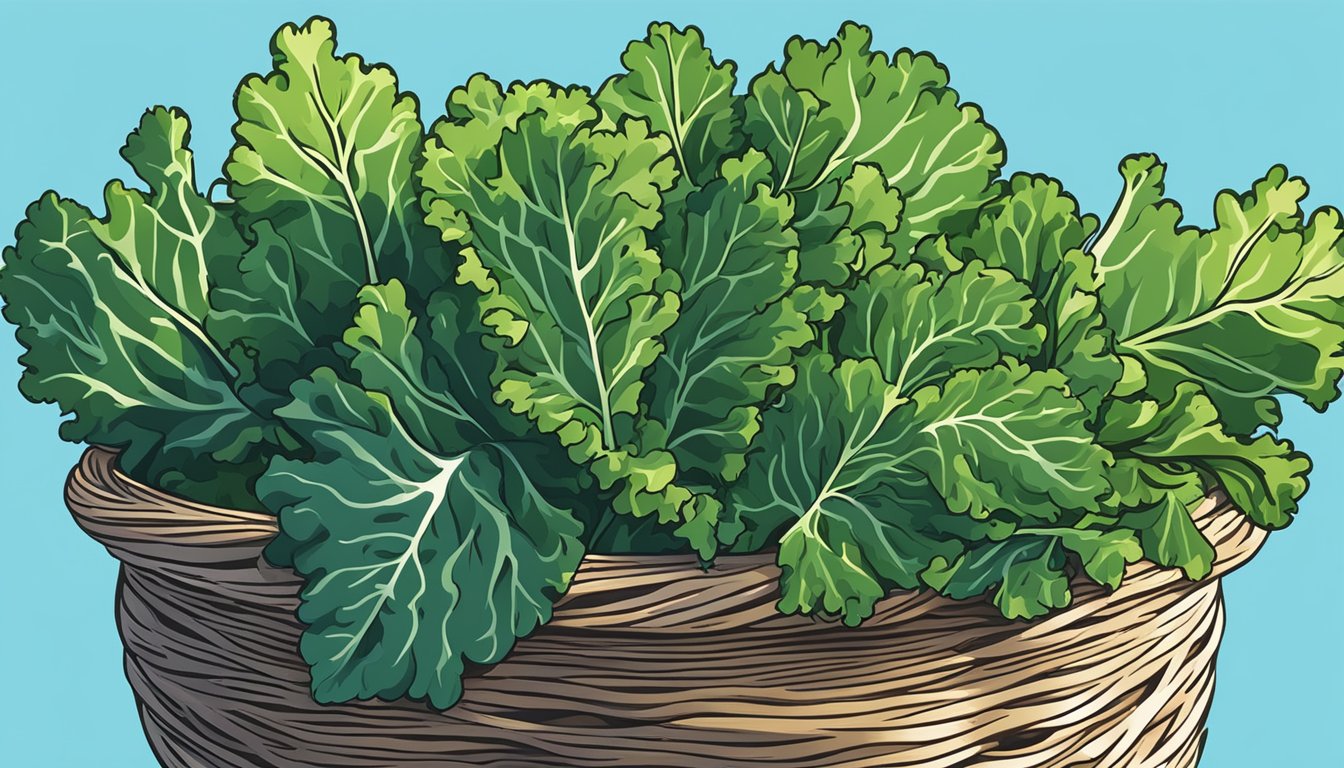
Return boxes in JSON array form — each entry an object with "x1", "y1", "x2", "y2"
[
  {"x1": 0, "y1": 108, "x2": 280, "y2": 506},
  {"x1": 729, "y1": 354, "x2": 959, "y2": 623},
  {"x1": 219, "y1": 17, "x2": 450, "y2": 394},
  {"x1": 1046, "y1": 528, "x2": 1144, "y2": 590},
  {"x1": 645, "y1": 150, "x2": 813, "y2": 489},
  {"x1": 835, "y1": 260, "x2": 1043, "y2": 396},
  {"x1": 955, "y1": 174, "x2": 1125, "y2": 415},
  {"x1": 420, "y1": 81, "x2": 724, "y2": 556},
  {"x1": 1100, "y1": 382, "x2": 1311, "y2": 530},
  {"x1": 743, "y1": 23, "x2": 1003, "y2": 262},
  {"x1": 258, "y1": 369, "x2": 583, "y2": 709},
  {"x1": 904, "y1": 361, "x2": 1112, "y2": 523},
  {"x1": 597, "y1": 22, "x2": 744, "y2": 185},
  {"x1": 1091, "y1": 155, "x2": 1344, "y2": 433},
  {"x1": 100, "y1": 107, "x2": 238, "y2": 322}
]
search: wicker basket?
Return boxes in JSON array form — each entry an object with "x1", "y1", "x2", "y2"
[{"x1": 66, "y1": 447, "x2": 1267, "y2": 768}]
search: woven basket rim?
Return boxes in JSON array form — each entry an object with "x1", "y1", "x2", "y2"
[{"x1": 64, "y1": 445, "x2": 1269, "y2": 587}]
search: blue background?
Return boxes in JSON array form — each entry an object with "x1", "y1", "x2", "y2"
[{"x1": 1, "y1": 1, "x2": 1339, "y2": 765}]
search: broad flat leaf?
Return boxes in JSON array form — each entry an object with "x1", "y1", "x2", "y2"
[
  {"x1": 729, "y1": 354, "x2": 959, "y2": 623},
  {"x1": 1102, "y1": 383, "x2": 1310, "y2": 528},
  {"x1": 598, "y1": 22, "x2": 743, "y2": 185},
  {"x1": 956, "y1": 174, "x2": 1124, "y2": 414},
  {"x1": 0, "y1": 111, "x2": 278, "y2": 505},
  {"x1": 1092, "y1": 155, "x2": 1344, "y2": 433},
  {"x1": 271, "y1": 280, "x2": 573, "y2": 568},
  {"x1": 97, "y1": 108, "x2": 246, "y2": 376},
  {"x1": 420, "y1": 83, "x2": 723, "y2": 555},
  {"x1": 226, "y1": 18, "x2": 447, "y2": 337},
  {"x1": 921, "y1": 537, "x2": 1071, "y2": 620},
  {"x1": 836, "y1": 260, "x2": 1043, "y2": 395},
  {"x1": 259, "y1": 370, "x2": 583, "y2": 709},
  {"x1": 744, "y1": 23, "x2": 1004, "y2": 259},
  {"x1": 904, "y1": 361, "x2": 1112, "y2": 522},
  {"x1": 645, "y1": 150, "x2": 812, "y2": 486}
]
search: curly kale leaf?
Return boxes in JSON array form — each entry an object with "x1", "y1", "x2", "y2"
[{"x1": 1, "y1": 108, "x2": 283, "y2": 506}]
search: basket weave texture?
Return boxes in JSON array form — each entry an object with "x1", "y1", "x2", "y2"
[{"x1": 65, "y1": 447, "x2": 1268, "y2": 768}]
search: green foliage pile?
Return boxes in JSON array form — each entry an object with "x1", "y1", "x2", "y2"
[{"x1": 3, "y1": 18, "x2": 1339, "y2": 709}]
